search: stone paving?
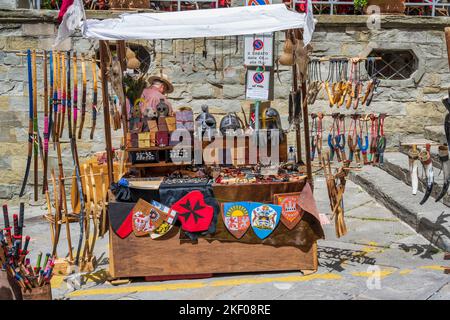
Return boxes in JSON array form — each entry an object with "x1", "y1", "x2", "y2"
[{"x1": 9, "y1": 177, "x2": 450, "y2": 300}]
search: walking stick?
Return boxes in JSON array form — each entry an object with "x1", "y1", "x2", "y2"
[
  {"x1": 59, "y1": 53, "x2": 66, "y2": 139},
  {"x1": 43, "y1": 50, "x2": 49, "y2": 194},
  {"x1": 72, "y1": 52, "x2": 78, "y2": 139},
  {"x1": 50, "y1": 169, "x2": 61, "y2": 257},
  {"x1": 54, "y1": 52, "x2": 61, "y2": 149},
  {"x1": 32, "y1": 50, "x2": 38, "y2": 201},
  {"x1": 19, "y1": 49, "x2": 33, "y2": 198},
  {"x1": 81, "y1": 163, "x2": 91, "y2": 265},
  {"x1": 90, "y1": 56, "x2": 98, "y2": 140},
  {"x1": 67, "y1": 51, "x2": 72, "y2": 140},
  {"x1": 78, "y1": 54, "x2": 87, "y2": 139},
  {"x1": 48, "y1": 51, "x2": 54, "y2": 144},
  {"x1": 87, "y1": 163, "x2": 99, "y2": 261}
]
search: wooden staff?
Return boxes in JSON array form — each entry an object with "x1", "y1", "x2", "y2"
[
  {"x1": 32, "y1": 50, "x2": 38, "y2": 201},
  {"x1": 50, "y1": 169, "x2": 61, "y2": 257},
  {"x1": 90, "y1": 56, "x2": 98, "y2": 140},
  {"x1": 60, "y1": 170, "x2": 73, "y2": 262},
  {"x1": 50, "y1": 51, "x2": 57, "y2": 148},
  {"x1": 19, "y1": 49, "x2": 33, "y2": 198},
  {"x1": 44, "y1": 189, "x2": 55, "y2": 246},
  {"x1": 99, "y1": 40, "x2": 115, "y2": 184},
  {"x1": 59, "y1": 53, "x2": 66, "y2": 138},
  {"x1": 81, "y1": 163, "x2": 91, "y2": 263},
  {"x1": 72, "y1": 52, "x2": 78, "y2": 139},
  {"x1": 87, "y1": 163, "x2": 99, "y2": 260},
  {"x1": 100, "y1": 168, "x2": 107, "y2": 237},
  {"x1": 78, "y1": 54, "x2": 87, "y2": 139},
  {"x1": 55, "y1": 52, "x2": 61, "y2": 148},
  {"x1": 43, "y1": 51, "x2": 49, "y2": 194},
  {"x1": 67, "y1": 51, "x2": 72, "y2": 140}
]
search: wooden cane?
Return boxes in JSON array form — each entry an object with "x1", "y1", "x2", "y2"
[
  {"x1": 87, "y1": 163, "x2": 99, "y2": 260},
  {"x1": 60, "y1": 174, "x2": 73, "y2": 262},
  {"x1": 32, "y1": 50, "x2": 38, "y2": 201},
  {"x1": 90, "y1": 56, "x2": 98, "y2": 140},
  {"x1": 50, "y1": 169, "x2": 61, "y2": 257},
  {"x1": 60, "y1": 53, "x2": 66, "y2": 139},
  {"x1": 43, "y1": 51, "x2": 49, "y2": 194},
  {"x1": 100, "y1": 168, "x2": 107, "y2": 237},
  {"x1": 78, "y1": 54, "x2": 87, "y2": 139},
  {"x1": 81, "y1": 163, "x2": 91, "y2": 263}
]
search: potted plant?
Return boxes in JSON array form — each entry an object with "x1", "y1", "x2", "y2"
[{"x1": 354, "y1": 0, "x2": 406, "y2": 15}]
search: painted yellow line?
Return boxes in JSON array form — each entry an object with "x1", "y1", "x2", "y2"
[
  {"x1": 419, "y1": 265, "x2": 445, "y2": 271},
  {"x1": 351, "y1": 269, "x2": 395, "y2": 279},
  {"x1": 399, "y1": 269, "x2": 413, "y2": 275},
  {"x1": 67, "y1": 273, "x2": 342, "y2": 298}
]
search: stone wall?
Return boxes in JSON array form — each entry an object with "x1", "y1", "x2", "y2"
[{"x1": 0, "y1": 10, "x2": 449, "y2": 200}]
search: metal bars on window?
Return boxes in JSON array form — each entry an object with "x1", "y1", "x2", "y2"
[{"x1": 292, "y1": 0, "x2": 450, "y2": 16}]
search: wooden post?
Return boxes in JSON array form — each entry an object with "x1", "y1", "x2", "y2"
[
  {"x1": 445, "y1": 27, "x2": 450, "y2": 69},
  {"x1": 301, "y1": 81, "x2": 313, "y2": 187},
  {"x1": 99, "y1": 40, "x2": 115, "y2": 185},
  {"x1": 116, "y1": 40, "x2": 129, "y2": 138}
]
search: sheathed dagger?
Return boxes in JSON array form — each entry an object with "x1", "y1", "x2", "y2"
[
  {"x1": 419, "y1": 144, "x2": 434, "y2": 205},
  {"x1": 435, "y1": 145, "x2": 450, "y2": 202}
]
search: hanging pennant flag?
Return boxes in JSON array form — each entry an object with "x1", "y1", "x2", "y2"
[
  {"x1": 54, "y1": 0, "x2": 86, "y2": 48},
  {"x1": 250, "y1": 203, "x2": 281, "y2": 239},
  {"x1": 150, "y1": 200, "x2": 178, "y2": 239},
  {"x1": 222, "y1": 202, "x2": 251, "y2": 239},
  {"x1": 273, "y1": 193, "x2": 304, "y2": 230},
  {"x1": 171, "y1": 190, "x2": 214, "y2": 233},
  {"x1": 131, "y1": 199, "x2": 166, "y2": 237}
]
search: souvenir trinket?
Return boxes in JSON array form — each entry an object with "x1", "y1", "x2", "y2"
[
  {"x1": 249, "y1": 203, "x2": 281, "y2": 239},
  {"x1": 171, "y1": 190, "x2": 214, "y2": 233},
  {"x1": 273, "y1": 193, "x2": 303, "y2": 230},
  {"x1": 222, "y1": 202, "x2": 251, "y2": 239}
]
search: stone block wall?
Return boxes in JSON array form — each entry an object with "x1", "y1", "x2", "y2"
[{"x1": 0, "y1": 10, "x2": 449, "y2": 200}]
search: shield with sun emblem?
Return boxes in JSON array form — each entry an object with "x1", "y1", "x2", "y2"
[
  {"x1": 222, "y1": 202, "x2": 251, "y2": 239},
  {"x1": 249, "y1": 203, "x2": 281, "y2": 239},
  {"x1": 273, "y1": 192, "x2": 304, "y2": 230}
]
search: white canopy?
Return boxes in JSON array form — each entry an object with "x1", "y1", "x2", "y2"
[{"x1": 83, "y1": 4, "x2": 311, "y2": 40}]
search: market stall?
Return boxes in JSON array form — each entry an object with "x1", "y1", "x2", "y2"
[{"x1": 81, "y1": 4, "x2": 323, "y2": 278}]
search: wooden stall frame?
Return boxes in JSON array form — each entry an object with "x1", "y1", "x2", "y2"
[{"x1": 98, "y1": 31, "x2": 317, "y2": 279}]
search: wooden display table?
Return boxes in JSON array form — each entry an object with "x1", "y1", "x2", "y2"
[{"x1": 108, "y1": 180, "x2": 322, "y2": 278}]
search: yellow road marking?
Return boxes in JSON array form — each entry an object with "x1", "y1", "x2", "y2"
[
  {"x1": 68, "y1": 273, "x2": 342, "y2": 298},
  {"x1": 351, "y1": 269, "x2": 395, "y2": 278},
  {"x1": 419, "y1": 265, "x2": 445, "y2": 271},
  {"x1": 399, "y1": 269, "x2": 413, "y2": 275}
]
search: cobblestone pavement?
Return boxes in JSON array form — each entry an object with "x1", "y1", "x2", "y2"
[{"x1": 12, "y1": 178, "x2": 450, "y2": 300}]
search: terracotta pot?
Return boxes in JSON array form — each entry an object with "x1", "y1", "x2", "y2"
[{"x1": 365, "y1": 0, "x2": 406, "y2": 15}]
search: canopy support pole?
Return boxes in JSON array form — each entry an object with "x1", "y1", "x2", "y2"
[{"x1": 99, "y1": 40, "x2": 115, "y2": 185}]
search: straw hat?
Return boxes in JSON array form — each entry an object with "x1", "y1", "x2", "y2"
[{"x1": 146, "y1": 73, "x2": 174, "y2": 94}]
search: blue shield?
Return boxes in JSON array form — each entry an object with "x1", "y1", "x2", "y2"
[{"x1": 249, "y1": 203, "x2": 282, "y2": 239}]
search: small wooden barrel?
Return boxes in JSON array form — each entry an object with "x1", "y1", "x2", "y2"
[{"x1": 21, "y1": 284, "x2": 52, "y2": 300}]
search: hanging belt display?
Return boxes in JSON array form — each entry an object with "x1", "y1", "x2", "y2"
[
  {"x1": 336, "y1": 114, "x2": 346, "y2": 162},
  {"x1": 348, "y1": 114, "x2": 359, "y2": 163},
  {"x1": 368, "y1": 114, "x2": 378, "y2": 164},
  {"x1": 375, "y1": 114, "x2": 387, "y2": 165},
  {"x1": 357, "y1": 115, "x2": 369, "y2": 165}
]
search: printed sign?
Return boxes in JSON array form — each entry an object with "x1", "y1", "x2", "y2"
[
  {"x1": 246, "y1": 0, "x2": 272, "y2": 6},
  {"x1": 246, "y1": 70, "x2": 271, "y2": 101},
  {"x1": 244, "y1": 34, "x2": 273, "y2": 67}
]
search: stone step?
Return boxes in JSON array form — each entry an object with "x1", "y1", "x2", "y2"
[
  {"x1": 424, "y1": 125, "x2": 447, "y2": 145},
  {"x1": 349, "y1": 165, "x2": 450, "y2": 252},
  {"x1": 399, "y1": 135, "x2": 442, "y2": 170},
  {"x1": 382, "y1": 152, "x2": 450, "y2": 208}
]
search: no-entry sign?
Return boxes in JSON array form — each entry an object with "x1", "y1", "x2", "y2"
[
  {"x1": 246, "y1": 70, "x2": 271, "y2": 101},
  {"x1": 244, "y1": 34, "x2": 273, "y2": 67}
]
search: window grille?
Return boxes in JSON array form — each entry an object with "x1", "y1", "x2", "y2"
[{"x1": 366, "y1": 50, "x2": 418, "y2": 80}]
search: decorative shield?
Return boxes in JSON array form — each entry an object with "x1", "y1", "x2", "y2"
[
  {"x1": 273, "y1": 193, "x2": 304, "y2": 230},
  {"x1": 249, "y1": 203, "x2": 281, "y2": 239},
  {"x1": 171, "y1": 190, "x2": 214, "y2": 233},
  {"x1": 131, "y1": 199, "x2": 166, "y2": 237},
  {"x1": 222, "y1": 202, "x2": 251, "y2": 239},
  {"x1": 150, "y1": 200, "x2": 178, "y2": 239}
]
